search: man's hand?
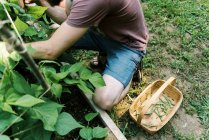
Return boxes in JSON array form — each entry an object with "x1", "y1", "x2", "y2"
[{"x1": 18, "y1": 0, "x2": 35, "y2": 8}]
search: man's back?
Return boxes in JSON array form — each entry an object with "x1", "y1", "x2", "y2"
[{"x1": 67, "y1": 0, "x2": 148, "y2": 50}]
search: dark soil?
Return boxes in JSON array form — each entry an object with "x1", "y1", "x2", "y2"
[
  {"x1": 59, "y1": 87, "x2": 105, "y2": 140},
  {"x1": 15, "y1": 62, "x2": 105, "y2": 140}
]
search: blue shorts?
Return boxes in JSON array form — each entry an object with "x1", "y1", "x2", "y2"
[{"x1": 73, "y1": 29, "x2": 146, "y2": 87}]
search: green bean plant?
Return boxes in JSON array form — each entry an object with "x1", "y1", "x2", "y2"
[{"x1": 0, "y1": 0, "x2": 107, "y2": 139}]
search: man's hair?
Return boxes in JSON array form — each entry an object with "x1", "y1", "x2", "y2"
[{"x1": 47, "y1": 0, "x2": 63, "y2": 6}]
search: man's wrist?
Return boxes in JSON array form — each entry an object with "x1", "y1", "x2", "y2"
[{"x1": 36, "y1": 0, "x2": 51, "y2": 7}]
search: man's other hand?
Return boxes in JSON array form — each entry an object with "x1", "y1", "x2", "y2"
[{"x1": 18, "y1": 0, "x2": 36, "y2": 8}]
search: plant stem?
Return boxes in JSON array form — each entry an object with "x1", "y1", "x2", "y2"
[{"x1": 10, "y1": 124, "x2": 40, "y2": 137}]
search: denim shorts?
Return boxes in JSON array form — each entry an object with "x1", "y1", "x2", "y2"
[{"x1": 73, "y1": 29, "x2": 146, "y2": 87}]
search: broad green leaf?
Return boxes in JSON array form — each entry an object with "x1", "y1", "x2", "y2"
[
  {"x1": 84, "y1": 112, "x2": 99, "y2": 122},
  {"x1": 12, "y1": 120, "x2": 51, "y2": 140},
  {"x1": 55, "y1": 112, "x2": 84, "y2": 136},
  {"x1": 30, "y1": 124, "x2": 52, "y2": 140},
  {"x1": 0, "y1": 135, "x2": 10, "y2": 140},
  {"x1": 92, "y1": 127, "x2": 108, "y2": 139},
  {"x1": 51, "y1": 83, "x2": 62, "y2": 98},
  {"x1": 29, "y1": 101, "x2": 63, "y2": 131},
  {"x1": 2, "y1": 103, "x2": 16, "y2": 114},
  {"x1": 13, "y1": 17, "x2": 29, "y2": 34},
  {"x1": 79, "y1": 127, "x2": 93, "y2": 140},
  {"x1": 0, "y1": 112, "x2": 22, "y2": 132},
  {"x1": 27, "y1": 6, "x2": 48, "y2": 19},
  {"x1": 41, "y1": 67, "x2": 57, "y2": 83},
  {"x1": 24, "y1": 27, "x2": 38, "y2": 36},
  {"x1": 12, "y1": 71, "x2": 34, "y2": 95},
  {"x1": 31, "y1": 84, "x2": 44, "y2": 97},
  {"x1": 79, "y1": 67, "x2": 92, "y2": 80},
  {"x1": 68, "y1": 62, "x2": 83, "y2": 73},
  {"x1": 89, "y1": 73, "x2": 105, "y2": 88},
  {"x1": 60, "y1": 64, "x2": 71, "y2": 73},
  {"x1": 5, "y1": 88, "x2": 21, "y2": 104},
  {"x1": 53, "y1": 72, "x2": 69, "y2": 81},
  {"x1": 77, "y1": 80, "x2": 94, "y2": 94},
  {"x1": 11, "y1": 95, "x2": 44, "y2": 107},
  {"x1": 64, "y1": 78, "x2": 80, "y2": 85}
]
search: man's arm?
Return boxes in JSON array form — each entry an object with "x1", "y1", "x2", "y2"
[
  {"x1": 19, "y1": 0, "x2": 68, "y2": 24},
  {"x1": 38, "y1": 0, "x2": 67, "y2": 24},
  {"x1": 28, "y1": 22, "x2": 88, "y2": 60},
  {"x1": 39, "y1": 0, "x2": 67, "y2": 24}
]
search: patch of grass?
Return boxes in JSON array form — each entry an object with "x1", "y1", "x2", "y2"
[
  {"x1": 143, "y1": 0, "x2": 208, "y2": 122},
  {"x1": 121, "y1": 0, "x2": 209, "y2": 139}
]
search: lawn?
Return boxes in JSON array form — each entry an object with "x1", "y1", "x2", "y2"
[
  {"x1": 0, "y1": 0, "x2": 208, "y2": 139},
  {"x1": 113, "y1": 0, "x2": 209, "y2": 139}
]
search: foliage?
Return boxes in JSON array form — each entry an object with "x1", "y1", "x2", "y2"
[
  {"x1": 1, "y1": 0, "x2": 54, "y2": 42},
  {"x1": 0, "y1": 1, "x2": 106, "y2": 140},
  {"x1": 79, "y1": 113, "x2": 108, "y2": 140},
  {"x1": 124, "y1": 0, "x2": 209, "y2": 139}
]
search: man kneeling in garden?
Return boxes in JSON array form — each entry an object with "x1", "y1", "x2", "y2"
[{"x1": 19, "y1": 0, "x2": 148, "y2": 110}]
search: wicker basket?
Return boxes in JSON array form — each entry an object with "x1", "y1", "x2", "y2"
[{"x1": 129, "y1": 77, "x2": 183, "y2": 134}]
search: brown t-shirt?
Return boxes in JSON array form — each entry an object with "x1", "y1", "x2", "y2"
[{"x1": 66, "y1": 0, "x2": 148, "y2": 50}]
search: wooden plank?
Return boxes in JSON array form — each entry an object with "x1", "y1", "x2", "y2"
[{"x1": 83, "y1": 93, "x2": 127, "y2": 140}]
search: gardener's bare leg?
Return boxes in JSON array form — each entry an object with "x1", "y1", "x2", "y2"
[{"x1": 93, "y1": 74, "x2": 131, "y2": 111}]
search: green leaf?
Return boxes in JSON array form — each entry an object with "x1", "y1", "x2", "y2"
[
  {"x1": 53, "y1": 72, "x2": 69, "y2": 81},
  {"x1": 55, "y1": 112, "x2": 84, "y2": 136},
  {"x1": 7, "y1": 2, "x2": 25, "y2": 13},
  {"x1": 9, "y1": 51, "x2": 21, "y2": 62},
  {"x1": 0, "y1": 112, "x2": 22, "y2": 132},
  {"x1": 92, "y1": 127, "x2": 108, "y2": 139},
  {"x1": 77, "y1": 80, "x2": 94, "y2": 94},
  {"x1": 68, "y1": 63, "x2": 83, "y2": 73},
  {"x1": 31, "y1": 84, "x2": 44, "y2": 97},
  {"x1": 29, "y1": 101, "x2": 63, "y2": 131},
  {"x1": 13, "y1": 17, "x2": 29, "y2": 34},
  {"x1": 79, "y1": 127, "x2": 93, "y2": 140},
  {"x1": 24, "y1": 27, "x2": 38, "y2": 36},
  {"x1": 51, "y1": 83, "x2": 62, "y2": 98},
  {"x1": 84, "y1": 112, "x2": 99, "y2": 122},
  {"x1": 12, "y1": 120, "x2": 52, "y2": 140},
  {"x1": 89, "y1": 73, "x2": 105, "y2": 88},
  {"x1": 64, "y1": 78, "x2": 80, "y2": 85},
  {"x1": 0, "y1": 135, "x2": 10, "y2": 140},
  {"x1": 11, "y1": 95, "x2": 44, "y2": 107},
  {"x1": 0, "y1": 5, "x2": 7, "y2": 20},
  {"x1": 2, "y1": 103, "x2": 16, "y2": 114},
  {"x1": 27, "y1": 6, "x2": 48, "y2": 19},
  {"x1": 5, "y1": 88, "x2": 21, "y2": 104},
  {"x1": 0, "y1": 64, "x2": 5, "y2": 73},
  {"x1": 60, "y1": 64, "x2": 71, "y2": 73},
  {"x1": 79, "y1": 67, "x2": 92, "y2": 80},
  {"x1": 12, "y1": 71, "x2": 34, "y2": 95}
]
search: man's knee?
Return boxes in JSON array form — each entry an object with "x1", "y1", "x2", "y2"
[
  {"x1": 93, "y1": 95, "x2": 114, "y2": 111},
  {"x1": 92, "y1": 74, "x2": 124, "y2": 111}
]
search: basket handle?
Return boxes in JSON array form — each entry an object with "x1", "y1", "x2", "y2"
[{"x1": 137, "y1": 77, "x2": 176, "y2": 123}]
